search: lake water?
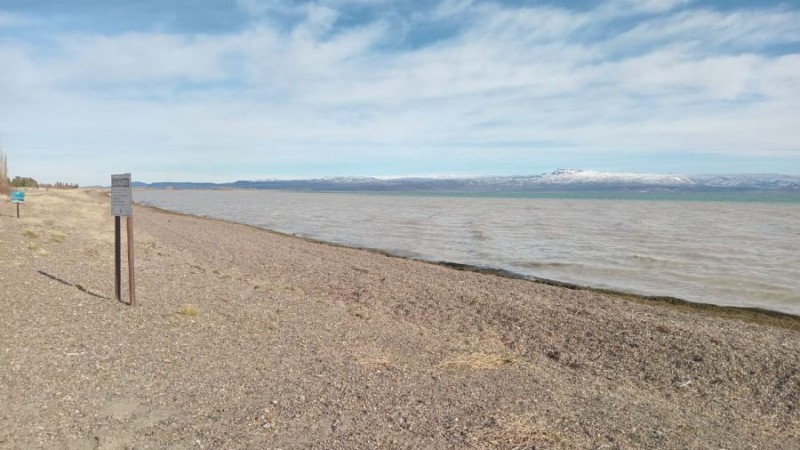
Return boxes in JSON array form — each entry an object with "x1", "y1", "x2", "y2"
[{"x1": 135, "y1": 190, "x2": 800, "y2": 316}]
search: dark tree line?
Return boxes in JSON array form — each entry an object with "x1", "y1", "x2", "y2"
[{"x1": 11, "y1": 176, "x2": 39, "y2": 188}]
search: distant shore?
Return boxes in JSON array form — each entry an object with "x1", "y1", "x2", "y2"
[{"x1": 1, "y1": 189, "x2": 798, "y2": 449}]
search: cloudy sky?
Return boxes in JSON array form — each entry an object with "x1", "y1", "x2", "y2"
[{"x1": 1, "y1": 0, "x2": 799, "y2": 185}]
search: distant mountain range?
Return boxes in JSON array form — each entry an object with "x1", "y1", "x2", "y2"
[{"x1": 132, "y1": 169, "x2": 800, "y2": 192}]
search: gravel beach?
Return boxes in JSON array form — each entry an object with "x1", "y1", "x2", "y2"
[{"x1": 1, "y1": 190, "x2": 798, "y2": 449}]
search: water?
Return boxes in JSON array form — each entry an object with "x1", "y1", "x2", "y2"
[{"x1": 135, "y1": 189, "x2": 800, "y2": 316}]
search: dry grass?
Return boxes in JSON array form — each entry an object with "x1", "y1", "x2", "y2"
[
  {"x1": 177, "y1": 305, "x2": 198, "y2": 317},
  {"x1": 350, "y1": 343, "x2": 413, "y2": 371},
  {"x1": 441, "y1": 331, "x2": 525, "y2": 370},
  {"x1": 471, "y1": 414, "x2": 568, "y2": 449},
  {"x1": 22, "y1": 229, "x2": 38, "y2": 238},
  {"x1": 26, "y1": 242, "x2": 48, "y2": 256},
  {"x1": 137, "y1": 237, "x2": 157, "y2": 255},
  {"x1": 49, "y1": 232, "x2": 66, "y2": 243},
  {"x1": 441, "y1": 352, "x2": 522, "y2": 370},
  {"x1": 30, "y1": 189, "x2": 114, "y2": 245}
]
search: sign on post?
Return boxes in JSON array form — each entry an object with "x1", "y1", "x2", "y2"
[
  {"x1": 111, "y1": 173, "x2": 136, "y2": 306},
  {"x1": 111, "y1": 174, "x2": 132, "y2": 217},
  {"x1": 10, "y1": 191, "x2": 24, "y2": 218}
]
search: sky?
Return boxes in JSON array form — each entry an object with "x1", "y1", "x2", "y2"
[{"x1": 1, "y1": 0, "x2": 799, "y2": 185}]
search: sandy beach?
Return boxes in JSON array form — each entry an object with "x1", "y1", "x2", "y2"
[{"x1": 1, "y1": 189, "x2": 798, "y2": 449}]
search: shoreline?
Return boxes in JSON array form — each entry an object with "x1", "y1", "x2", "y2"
[{"x1": 136, "y1": 200, "x2": 800, "y2": 331}]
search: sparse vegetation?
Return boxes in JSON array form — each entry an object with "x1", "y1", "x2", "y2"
[
  {"x1": 26, "y1": 242, "x2": 47, "y2": 255},
  {"x1": 471, "y1": 413, "x2": 564, "y2": 449},
  {"x1": 40, "y1": 181, "x2": 79, "y2": 189},
  {"x1": 177, "y1": 305, "x2": 198, "y2": 317},
  {"x1": 22, "y1": 229, "x2": 38, "y2": 238},
  {"x1": 50, "y1": 232, "x2": 66, "y2": 243},
  {"x1": 441, "y1": 352, "x2": 521, "y2": 370}
]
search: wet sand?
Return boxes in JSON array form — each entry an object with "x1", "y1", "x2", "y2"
[{"x1": 1, "y1": 190, "x2": 798, "y2": 449}]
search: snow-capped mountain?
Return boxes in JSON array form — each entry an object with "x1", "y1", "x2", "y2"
[{"x1": 139, "y1": 170, "x2": 800, "y2": 192}]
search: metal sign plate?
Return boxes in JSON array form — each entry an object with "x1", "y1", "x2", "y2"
[{"x1": 111, "y1": 173, "x2": 132, "y2": 217}]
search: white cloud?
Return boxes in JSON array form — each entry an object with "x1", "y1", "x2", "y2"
[
  {"x1": 467, "y1": 4, "x2": 590, "y2": 43},
  {"x1": 433, "y1": 0, "x2": 475, "y2": 19},
  {"x1": 608, "y1": 8, "x2": 800, "y2": 52},
  {"x1": 297, "y1": 3, "x2": 339, "y2": 36},
  {"x1": 602, "y1": 0, "x2": 693, "y2": 16},
  {"x1": 50, "y1": 33, "x2": 232, "y2": 84}
]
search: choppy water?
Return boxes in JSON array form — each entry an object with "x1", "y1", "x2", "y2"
[{"x1": 135, "y1": 189, "x2": 800, "y2": 315}]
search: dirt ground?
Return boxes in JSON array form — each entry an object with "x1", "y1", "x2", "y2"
[{"x1": 1, "y1": 190, "x2": 798, "y2": 449}]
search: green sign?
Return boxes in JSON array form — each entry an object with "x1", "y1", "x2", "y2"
[{"x1": 10, "y1": 191, "x2": 25, "y2": 203}]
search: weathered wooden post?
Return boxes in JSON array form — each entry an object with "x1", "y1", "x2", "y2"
[{"x1": 115, "y1": 216, "x2": 121, "y2": 300}]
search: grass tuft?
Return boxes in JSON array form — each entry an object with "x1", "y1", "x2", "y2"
[
  {"x1": 471, "y1": 413, "x2": 564, "y2": 449},
  {"x1": 27, "y1": 242, "x2": 49, "y2": 256},
  {"x1": 177, "y1": 305, "x2": 198, "y2": 317},
  {"x1": 22, "y1": 229, "x2": 38, "y2": 238},
  {"x1": 50, "y1": 232, "x2": 66, "y2": 243},
  {"x1": 442, "y1": 352, "x2": 521, "y2": 370}
]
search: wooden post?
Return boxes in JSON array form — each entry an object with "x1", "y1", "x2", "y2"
[
  {"x1": 115, "y1": 216, "x2": 121, "y2": 301},
  {"x1": 126, "y1": 216, "x2": 136, "y2": 307},
  {"x1": 16, "y1": 203, "x2": 19, "y2": 218}
]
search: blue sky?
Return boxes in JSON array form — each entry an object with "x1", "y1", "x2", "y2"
[{"x1": 1, "y1": 0, "x2": 799, "y2": 185}]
